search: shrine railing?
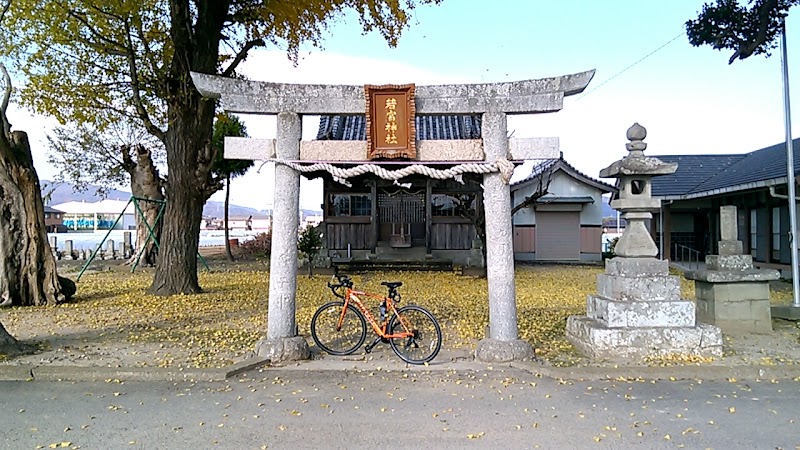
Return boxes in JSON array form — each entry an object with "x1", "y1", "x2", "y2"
[{"x1": 672, "y1": 243, "x2": 702, "y2": 270}]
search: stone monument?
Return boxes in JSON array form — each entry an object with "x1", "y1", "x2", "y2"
[
  {"x1": 566, "y1": 123, "x2": 723, "y2": 360},
  {"x1": 686, "y1": 205, "x2": 779, "y2": 333}
]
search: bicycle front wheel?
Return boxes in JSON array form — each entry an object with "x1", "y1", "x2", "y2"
[
  {"x1": 311, "y1": 301, "x2": 367, "y2": 356},
  {"x1": 388, "y1": 305, "x2": 442, "y2": 364}
]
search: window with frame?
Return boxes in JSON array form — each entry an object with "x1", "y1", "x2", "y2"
[
  {"x1": 750, "y1": 209, "x2": 757, "y2": 257},
  {"x1": 328, "y1": 194, "x2": 371, "y2": 216},
  {"x1": 772, "y1": 207, "x2": 781, "y2": 260},
  {"x1": 431, "y1": 193, "x2": 476, "y2": 217}
]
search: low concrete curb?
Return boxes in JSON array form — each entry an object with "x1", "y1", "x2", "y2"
[
  {"x1": 1, "y1": 358, "x2": 797, "y2": 383},
  {"x1": 0, "y1": 365, "x2": 33, "y2": 381},
  {"x1": 510, "y1": 360, "x2": 800, "y2": 382},
  {"x1": 0, "y1": 357, "x2": 274, "y2": 383}
]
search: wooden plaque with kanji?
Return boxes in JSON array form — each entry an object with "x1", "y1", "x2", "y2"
[{"x1": 365, "y1": 84, "x2": 416, "y2": 159}]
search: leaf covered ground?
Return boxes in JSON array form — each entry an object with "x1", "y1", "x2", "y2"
[{"x1": 0, "y1": 264, "x2": 797, "y2": 369}]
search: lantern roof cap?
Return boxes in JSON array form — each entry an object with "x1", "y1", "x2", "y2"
[{"x1": 600, "y1": 123, "x2": 677, "y2": 178}]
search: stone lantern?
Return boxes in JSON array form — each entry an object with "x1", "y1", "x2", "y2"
[
  {"x1": 600, "y1": 123, "x2": 676, "y2": 257},
  {"x1": 566, "y1": 123, "x2": 722, "y2": 360}
]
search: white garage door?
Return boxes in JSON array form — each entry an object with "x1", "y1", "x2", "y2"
[{"x1": 536, "y1": 212, "x2": 580, "y2": 261}]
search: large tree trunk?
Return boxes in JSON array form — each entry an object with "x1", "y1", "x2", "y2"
[
  {"x1": 224, "y1": 173, "x2": 234, "y2": 261},
  {"x1": 0, "y1": 322, "x2": 23, "y2": 355},
  {"x1": 0, "y1": 131, "x2": 63, "y2": 306},
  {"x1": 147, "y1": 0, "x2": 226, "y2": 295},
  {"x1": 125, "y1": 145, "x2": 164, "y2": 266},
  {"x1": 147, "y1": 103, "x2": 216, "y2": 295}
]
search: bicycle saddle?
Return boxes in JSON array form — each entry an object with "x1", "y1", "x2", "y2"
[{"x1": 381, "y1": 281, "x2": 403, "y2": 289}]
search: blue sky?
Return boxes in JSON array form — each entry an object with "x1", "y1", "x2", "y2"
[{"x1": 15, "y1": 1, "x2": 800, "y2": 211}]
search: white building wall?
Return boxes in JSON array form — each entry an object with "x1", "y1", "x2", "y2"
[{"x1": 511, "y1": 170, "x2": 605, "y2": 226}]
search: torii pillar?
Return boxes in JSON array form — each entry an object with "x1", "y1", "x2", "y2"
[{"x1": 190, "y1": 70, "x2": 594, "y2": 363}]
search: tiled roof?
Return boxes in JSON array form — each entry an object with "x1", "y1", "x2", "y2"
[
  {"x1": 537, "y1": 195, "x2": 595, "y2": 204},
  {"x1": 651, "y1": 138, "x2": 800, "y2": 198},
  {"x1": 650, "y1": 154, "x2": 744, "y2": 197},
  {"x1": 316, "y1": 115, "x2": 482, "y2": 140},
  {"x1": 512, "y1": 156, "x2": 616, "y2": 193},
  {"x1": 512, "y1": 158, "x2": 558, "y2": 186}
]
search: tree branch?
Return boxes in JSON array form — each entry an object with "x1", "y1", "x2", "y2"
[
  {"x1": 0, "y1": 0, "x2": 11, "y2": 26},
  {"x1": 729, "y1": 0, "x2": 780, "y2": 63},
  {"x1": 0, "y1": 63, "x2": 11, "y2": 137},
  {"x1": 510, "y1": 165, "x2": 553, "y2": 215},
  {"x1": 123, "y1": 19, "x2": 165, "y2": 142},
  {"x1": 221, "y1": 38, "x2": 265, "y2": 77},
  {"x1": 67, "y1": 9, "x2": 128, "y2": 55}
]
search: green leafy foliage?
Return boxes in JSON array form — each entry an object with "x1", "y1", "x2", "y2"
[
  {"x1": 298, "y1": 224, "x2": 323, "y2": 276},
  {"x1": 210, "y1": 113, "x2": 252, "y2": 189},
  {"x1": 686, "y1": 0, "x2": 798, "y2": 64}
]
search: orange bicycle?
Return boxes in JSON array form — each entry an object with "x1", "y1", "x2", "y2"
[{"x1": 310, "y1": 273, "x2": 442, "y2": 364}]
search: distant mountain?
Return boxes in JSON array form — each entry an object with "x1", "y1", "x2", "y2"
[
  {"x1": 42, "y1": 180, "x2": 132, "y2": 205},
  {"x1": 200, "y1": 201, "x2": 260, "y2": 219},
  {"x1": 41, "y1": 180, "x2": 321, "y2": 218}
]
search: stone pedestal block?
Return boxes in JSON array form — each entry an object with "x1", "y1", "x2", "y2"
[
  {"x1": 604, "y1": 257, "x2": 669, "y2": 277},
  {"x1": 717, "y1": 240, "x2": 743, "y2": 256},
  {"x1": 566, "y1": 316, "x2": 722, "y2": 360},
  {"x1": 587, "y1": 295, "x2": 696, "y2": 328},
  {"x1": 694, "y1": 281, "x2": 774, "y2": 333},
  {"x1": 567, "y1": 246, "x2": 722, "y2": 360},
  {"x1": 597, "y1": 273, "x2": 681, "y2": 302},
  {"x1": 475, "y1": 338, "x2": 534, "y2": 363},
  {"x1": 255, "y1": 336, "x2": 310, "y2": 364},
  {"x1": 706, "y1": 254, "x2": 752, "y2": 271}
]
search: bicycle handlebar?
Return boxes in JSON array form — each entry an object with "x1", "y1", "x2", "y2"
[
  {"x1": 326, "y1": 272, "x2": 401, "y2": 302},
  {"x1": 327, "y1": 273, "x2": 353, "y2": 299}
]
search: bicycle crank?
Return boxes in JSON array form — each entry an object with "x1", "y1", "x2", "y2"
[{"x1": 364, "y1": 336, "x2": 382, "y2": 353}]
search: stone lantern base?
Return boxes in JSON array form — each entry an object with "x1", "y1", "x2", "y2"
[
  {"x1": 566, "y1": 258, "x2": 723, "y2": 361},
  {"x1": 686, "y1": 253, "x2": 779, "y2": 333}
]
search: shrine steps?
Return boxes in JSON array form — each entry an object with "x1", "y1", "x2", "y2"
[{"x1": 332, "y1": 258, "x2": 453, "y2": 272}]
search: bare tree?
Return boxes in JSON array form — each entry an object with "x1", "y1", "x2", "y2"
[
  {"x1": 511, "y1": 160, "x2": 556, "y2": 216},
  {"x1": 48, "y1": 123, "x2": 165, "y2": 265}
]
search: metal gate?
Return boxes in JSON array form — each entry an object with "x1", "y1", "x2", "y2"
[
  {"x1": 378, "y1": 189, "x2": 425, "y2": 223},
  {"x1": 378, "y1": 188, "x2": 425, "y2": 247}
]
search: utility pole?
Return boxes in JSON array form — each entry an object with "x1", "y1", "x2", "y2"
[{"x1": 774, "y1": 22, "x2": 800, "y2": 319}]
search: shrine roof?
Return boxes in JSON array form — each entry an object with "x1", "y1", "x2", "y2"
[
  {"x1": 651, "y1": 137, "x2": 800, "y2": 199},
  {"x1": 316, "y1": 115, "x2": 481, "y2": 140}
]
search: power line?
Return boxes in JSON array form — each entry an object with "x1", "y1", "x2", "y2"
[{"x1": 576, "y1": 31, "x2": 685, "y2": 101}]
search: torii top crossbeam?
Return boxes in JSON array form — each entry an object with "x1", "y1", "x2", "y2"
[{"x1": 190, "y1": 70, "x2": 594, "y2": 115}]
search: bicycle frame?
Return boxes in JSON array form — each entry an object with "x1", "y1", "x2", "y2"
[{"x1": 338, "y1": 287, "x2": 414, "y2": 340}]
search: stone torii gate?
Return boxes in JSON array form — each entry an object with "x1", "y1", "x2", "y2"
[{"x1": 191, "y1": 70, "x2": 594, "y2": 363}]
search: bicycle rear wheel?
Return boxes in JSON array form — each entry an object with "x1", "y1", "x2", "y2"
[
  {"x1": 388, "y1": 305, "x2": 442, "y2": 364},
  {"x1": 311, "y1": 301, "x2": 367, "y2": 355}
]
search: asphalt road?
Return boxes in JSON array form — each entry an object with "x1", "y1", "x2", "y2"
[{"x1": 1, "y1": 366, "x2": 799, "y2": 449}]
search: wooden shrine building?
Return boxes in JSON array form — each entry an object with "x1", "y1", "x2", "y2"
[{"x1": 315, "y1": 115, "x2": 485, "y2": 268}]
